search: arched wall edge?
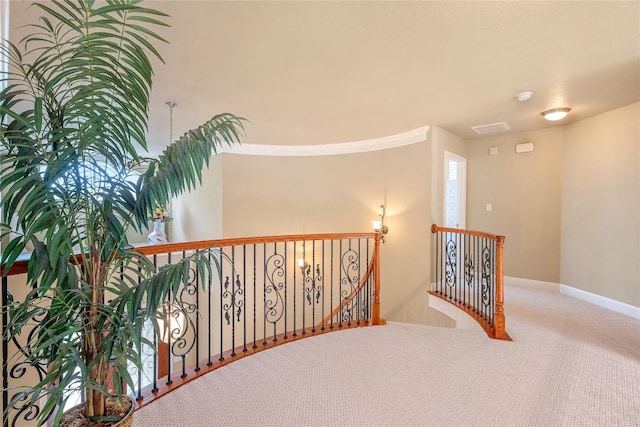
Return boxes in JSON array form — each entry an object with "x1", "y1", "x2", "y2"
[{"x1": 221, "y1": 126, "x2": 430, "y2": 157}]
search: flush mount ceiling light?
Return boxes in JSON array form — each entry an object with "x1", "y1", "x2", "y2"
[
  {"x1": 515, "y1": 91, "x2": 533, "y2": 102},
  {"x1": 541, "y1": 107, "x2": 571, "y2": 121}
]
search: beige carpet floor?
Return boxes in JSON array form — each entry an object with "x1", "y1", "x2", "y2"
[{"x1": 134, "y1": 280, "x2": 640, "y2": 426}]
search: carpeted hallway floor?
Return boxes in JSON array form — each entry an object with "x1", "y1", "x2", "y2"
[{"x1": 134, "y1": 279, "x2": 640, "y2": 426}]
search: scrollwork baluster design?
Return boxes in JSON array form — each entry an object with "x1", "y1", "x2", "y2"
[
  {"x1": 304, "y1": 264, "x2": 324, "y2": 307},
  {"x1": 464, "y1": 252, "x2": 475, "y2": 308},
  {"x1": 339, "y1": 248, "x2": 359, "y2": 325},
  {"x1": 481, "y1": 245, "x2": 493, "y2": 322},
  {"x1": 5, "y1": 288, "x2": 55, "y2": 426},
  {"x1": 264, "y1": 253, "x2": 285, "y2": 341},
  {"x1": 303, "y1": 263, "x2": 324, "y2": 332},
  {"x1": 445, "y1": 237, "x2": 457, "y2": 301},
  {"x1": 167, "y1": 261, "x2": 198, "y2": 378},
  {"x1": 222, "y1": 274, "x2": 244, "y2": 357}
]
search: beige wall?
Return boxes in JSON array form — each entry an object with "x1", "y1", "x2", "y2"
[
  {"x1": 465, "y1": 103, "x2": 639, "y2": 307},
  {"x1": 466, "y1": 127, "x2": 563, "y2": 283},
  {"x1": 561, "y1": 102, "x2": 639, "y2": 306},
  {"x1": 171, "y1": 155, "x2": 224, "y2": 242},
  {"x1": 221, "y1": 140, "x2": 453, "y2": 326},
  {"x1": 170, "y1": 104, "x2": 639, "y2": 319}
]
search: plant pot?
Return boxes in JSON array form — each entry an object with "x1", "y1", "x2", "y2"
[
  {"x1": 148, "y1": 220, "x2": 168, "y2": 244},
  {"x1": 59, "y1": 396, "x2": 134, "y2": 427}
]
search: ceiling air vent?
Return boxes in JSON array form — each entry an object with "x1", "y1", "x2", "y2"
[{"x1": 470, "y1": 121, "x2": 511, "y2": 135}]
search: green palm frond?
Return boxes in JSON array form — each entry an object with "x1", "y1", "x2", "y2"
[
  {"x1": 0, "y1": 1, "x2": 245, "y2": 425},
  {"x1": 132, "y1": 113, "x2": 246, "y2": 229}
]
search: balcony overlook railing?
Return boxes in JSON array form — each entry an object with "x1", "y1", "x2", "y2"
[
  {"x1": 2, "y1": 233, "x2": 382, "y2": 426},
  {"x1": 431, "y1": 224, "x2": 510, "y2": 340}
]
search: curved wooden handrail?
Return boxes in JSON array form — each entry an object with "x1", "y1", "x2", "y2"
[
  {"x1": 0, "y1": 253, "x2": 31, "y2": 276},
  {"x1": 431, "y1": 223, "x2": 504, "y2": 243},
  {"x1": 136, "y1": 232, "x2": 378, "y2": 255},
  {"x1": 0, "y1": 233, "x2": 379, "y2": 276},
  {"x1": 431, "y1": 224, "x2": 510, "y2": 341}
]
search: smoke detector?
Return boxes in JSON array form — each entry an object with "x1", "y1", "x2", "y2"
[{"x1": 515, "y1": 91, "x2": 533, "y2": 102}]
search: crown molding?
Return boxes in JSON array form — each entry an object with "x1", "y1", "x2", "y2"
[{"x1": 221, "y1": 126, "x2": 430, "y2": 157}]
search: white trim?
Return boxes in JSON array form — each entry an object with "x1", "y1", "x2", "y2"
[
  {"x1": 559, "y1": 284, "x2": 640, "y2": 320},
  {"x1": 221, "y1": 126, "x2": 430, "y2": 157},
  {"x1": 505, "y1": 276, "x2": 560, "y2": 291},
  {"x1": 506, "y1": 276, "x2": 640, "y2": 320}
]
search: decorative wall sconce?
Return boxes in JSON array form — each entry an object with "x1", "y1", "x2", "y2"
[
  {"x1": 372, "y1": 204, "x2": 389, "y2": 243},
  {"x1": 297, "y1": 258, "x2": 309, "y2": 276}
]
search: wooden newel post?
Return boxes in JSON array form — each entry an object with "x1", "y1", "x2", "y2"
[
  {"x1": 372, "y1": 233, "x2": 386, "y2": 326},
  {"x1": 493, "y1": 235, "x2": 510, "y2": 340}
]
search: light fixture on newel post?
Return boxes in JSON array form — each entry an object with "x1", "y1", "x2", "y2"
[{"x1": 372, "y1": 204, "x2": 389, "y2": 243}]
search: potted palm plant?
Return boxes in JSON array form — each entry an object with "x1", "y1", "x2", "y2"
[{"x1": 0, "y1": 1, "x2": 244, "y2": 425}]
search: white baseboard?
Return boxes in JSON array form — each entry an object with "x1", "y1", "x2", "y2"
[
  {"x1": 559, "y1": 284, "x2": 640, "y2": 320},
  {"x1": 505, "y1": 276, "x2": 560, "y2": 291},
  {"x1": 505, "y1": 276, "x2": 640, "y2": 320},
  {"x1": 432, "y1": 276, "x2": 640, "y2": 320}
]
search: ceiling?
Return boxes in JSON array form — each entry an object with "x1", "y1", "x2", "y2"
[{"x1": 10, "y1": 1, "x2": 640, "y2": 153}]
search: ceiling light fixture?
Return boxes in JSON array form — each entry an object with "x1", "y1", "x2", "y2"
[
  {"x1": 515, "y1": 91, "x2": 533, "y2": 102},
  {"x1": 541, "y1": 107, "x2": 571, "y2": 121}
]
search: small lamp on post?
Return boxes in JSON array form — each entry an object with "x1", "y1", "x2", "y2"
[{"x1": 372, "y1": 204, "x2": 389, "y2": 243}]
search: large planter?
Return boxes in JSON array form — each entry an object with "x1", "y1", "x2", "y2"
[{"x1": 60, "y1": 396, "x2": 135, "y2": 427}]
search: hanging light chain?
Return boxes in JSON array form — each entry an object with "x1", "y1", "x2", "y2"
[{"x1": 166, "y1": 101, "x2": 177, "y2": 143}]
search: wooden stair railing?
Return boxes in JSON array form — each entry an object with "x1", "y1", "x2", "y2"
[
  {"x1": 2, "y1": 233, "x2": 383, "y2": 426},
  {"x1": 430, "y1": 224, "x2": 510, "y2": 341}
]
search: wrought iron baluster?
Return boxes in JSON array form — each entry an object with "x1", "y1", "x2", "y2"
[
  {"x1": 481, "y1": 240, "x2": 492, "y2": 321},
  {"x1": 252, "y1": 244, "x2": 257, "y2": 350},
  {"x1": 283, "y1": 243, "x2": 288, "y2": 340},
  {"x1": 330, "y1": 240, "x2": 334, "y2": 329},
  {"x1": 207, "y1": 251, "x2": 213, "y2": 367},
  {"x1": 491, "y1": 240, "x2": 496, "y2": 326},
  {"x1": 320, "y1": 240, "x2": 326, "y2": 331},
  {"x1": 3, "y1": 276, "x2": 8, "y2": 427},
  {"x1": 223, "y1": 270, "x2": 233, "y2": 355},
  {"x1": 195, "y1": 250, "x2": 201, "y2": 372},
  {"x1": 219, "y1": 249, "x2": 224, "y2": 362},
  {"x1": 243, "y1": 245, "x2": 248, "y2": 353},
  {"x1": 356, "y1": 239, "x2": 361, "y2": 325},
  {"x1": 435, "y1": 231, "x2": 440, "y2": 294},
  {"x1": 311, "y1": 242, "x2": 316, "y2": 332},
  {"x1": 293, "y1": 241, "x2": 297, "y2": 337},
  {"x1": 365, "y1": 238, "x2": 372, "y2": 323},
  {"x1": 340, "y1": 239, "x2": 359, "y2": 326},
  {"x1": 264, "y1": 243, "x2": 285, "y2": 342},
  {"x1": 302, "y1": 241, "x2": 307, "y2": 335},
  {"x1": 163, "y1": 253, "x2": 173, "y2": 384},
  {"x1": 339, "y1": 239, "x2": 343, "y2": 328}
]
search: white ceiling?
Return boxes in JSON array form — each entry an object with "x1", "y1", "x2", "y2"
[{"x1": 10, "y1": 1, "x2": 640, "y2": 153}]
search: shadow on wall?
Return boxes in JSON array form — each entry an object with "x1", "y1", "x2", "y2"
[{"x1": 384, "y1": 279, "x2": 455, "y2": 328}]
